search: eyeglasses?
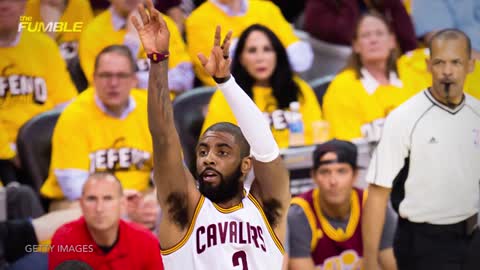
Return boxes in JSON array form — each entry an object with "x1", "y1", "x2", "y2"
[{"x1": 95, "y1": 72, "x2": 134, "y2": 80}]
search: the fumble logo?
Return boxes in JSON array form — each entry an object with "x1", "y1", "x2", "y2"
[{"x1": 18, "y1": 16, "x2": 83, "y2": 33}]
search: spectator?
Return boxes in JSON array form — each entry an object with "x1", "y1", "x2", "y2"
[
  {"x1": 288, "y1": 140, "x2": 397, "y2": 269},
  {"x1": 201, "y1": 24, "x2": 322, "y2": 149},
  {"x1": 48, "y1": 172, "x2": 164, "y2": 270},
  {"x1": 303, "y1": 0, "x2": 417, "y2": 53},
  {"x1": 322, "y1": 12, "x2": 429, "y2": 143},
  {"x1": 79, "y1": 0, "x2": 193, "y2": 92},
  {"x1": 412, "y1": 0, "x2": 480, "y2": 60},
  {"x1": 41, "y1": 45, "x2": 159, "y2": 231},
  {"x1": 24, "y1": 0, "x2": 94, "y2": 61},
  {"x1": 186, "y1": 0, "x2": 313, "y2": 86},
  {"x1": 0, "y1": 0, "x2": 78, "y2": 187}
]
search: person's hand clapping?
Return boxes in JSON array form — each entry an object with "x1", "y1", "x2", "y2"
[{"x1": 197, "y1": 26, "x2": 233, "y2": 80}]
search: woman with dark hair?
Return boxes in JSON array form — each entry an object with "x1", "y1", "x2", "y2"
[
  {"x1": 202, "y1": 24, "x2": 323, "y2": 149},
  {"x1": 323, "y1": 11, "x2": 429, "y2": 143}
]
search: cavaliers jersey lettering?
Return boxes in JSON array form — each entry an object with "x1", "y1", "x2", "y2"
[
  {"x1": 0, "y1": 75, "x2": 47, "y2": 104},
  {"x1": 162, "y1": 193, "x2": 284, "y2": 269},
  {"x1": 292, "y1": 188, "x2": 365, "y2": 268},
  {"x1": 196, "y1": 221, "x2": 267, "y2": 254},
  {"x1": 88, "y1": 147, "x2": 151, "y2": 172}
]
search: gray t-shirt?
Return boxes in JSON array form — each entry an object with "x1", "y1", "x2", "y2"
[{"x1": 287, "y1": 200, "x2": 397, "y2": 258}]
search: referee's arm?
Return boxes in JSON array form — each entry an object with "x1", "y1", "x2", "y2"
[
  {"x1": 363, "y1": 184, "x2": 392, "y2": 270},
  {"x1": 362, "y1": 109, "x2": 410, "y2": 270}
]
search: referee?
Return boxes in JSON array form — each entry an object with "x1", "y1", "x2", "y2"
[{"x1": 362, "y1": 29, "x2": 480, "y2": 270}]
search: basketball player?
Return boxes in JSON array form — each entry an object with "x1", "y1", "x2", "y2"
[{"x1": 131, "y1": 1, "x2": 290, "y2": 269}]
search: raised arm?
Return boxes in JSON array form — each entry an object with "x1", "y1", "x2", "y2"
[
  {"x1": 131, "y1": 0, "x2": 199, "y2": 246},
  {"x1": 198, "y1": 27, "x2": 290, "y2": 232}
]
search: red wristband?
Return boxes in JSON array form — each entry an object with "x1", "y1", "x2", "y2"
[{"x1": 148, "y1": 51, "x2": 169, "y2": 63}]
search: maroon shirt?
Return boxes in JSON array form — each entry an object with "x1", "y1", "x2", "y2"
[
  {"x1": 303, "y1": 0, "x2": 417, "y2": 53},
  {"x1": 294, "y1": 188, "x2": 365, "y2": 266}
]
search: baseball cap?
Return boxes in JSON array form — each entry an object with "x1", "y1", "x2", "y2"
[{"x1": 312, "y1": 139, "x2": 360, "y2": 170}]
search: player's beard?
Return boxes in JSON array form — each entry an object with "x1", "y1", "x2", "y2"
[{"x1": 198, "y1": 165, "x2": 244, "y2": 204}]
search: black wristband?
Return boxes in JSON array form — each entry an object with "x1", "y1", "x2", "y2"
[{"x1": 213, "y1": 75, "x2": 231, "y2": 84}]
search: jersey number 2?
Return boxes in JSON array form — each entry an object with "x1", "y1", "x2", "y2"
[{"x1": 232, "y1": 250, "x2": 248, "y2": 269}]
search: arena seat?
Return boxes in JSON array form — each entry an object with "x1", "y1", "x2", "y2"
[
  {"x1": 16, "y1": 108, "x2": 63, "y2": 193},
  {"x1": 308, "y1": 74, "x2": 335, "y2": 108}
]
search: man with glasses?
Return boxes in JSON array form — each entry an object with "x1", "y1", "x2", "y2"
[{"x1": 41, "y1": 46, "x2": 159, "y2": 232}]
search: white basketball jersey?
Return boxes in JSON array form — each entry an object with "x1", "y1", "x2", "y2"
[{"x1": 161, "y1": 193, "x2": 285, "y2": 269}]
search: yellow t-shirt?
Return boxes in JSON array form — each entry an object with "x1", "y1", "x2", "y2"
[
  {"x1": 79, "y1": 8, "x2": 190, "y2": 84},
  {"x1": 0, "y1": 32, "x2": 77, "y2": 154},
  {"x1": 41, "y1": 87, "x2": 153, "y2": 199},
  {"x1": 186, "y1": 0, "x2": 300, "y2": 86},
  {"x1": 24, "y1": 0, "x2": 94, "y2": 60},
  {"x1": 201, "y1": 77, "x2": 322, "y2": 149},
  {"x1": 323, "y1": 65, "x2": 428, "y2": 142},
  {"x1": 398, "y1": 48, "x2": 480, "y2": 99}
]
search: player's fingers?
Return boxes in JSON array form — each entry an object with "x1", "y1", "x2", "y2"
[
  {"x1": 221, "y1": 30, "x2": 232, "y2": 53},
  {"x1": 145, "y1": 0, "x2": 155, "y2": 14},
  {"x1": 212, "y1": 47, "x2": 223, "y2": 63},
  {"x1": 137, "y1": 3, "x2": 149, "y2": 25},
  {"x1": 130, "y1": 15, "x2": 143, "y2": 31},
  {"x1": 214, "y1": 25, "x2": 221, "y2": 47}
]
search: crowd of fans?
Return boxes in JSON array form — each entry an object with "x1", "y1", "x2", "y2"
[{"x1": 0, "y1": 0, "x2": 479, "y2": 269}]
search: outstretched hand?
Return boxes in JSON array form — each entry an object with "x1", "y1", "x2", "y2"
[
  {"x1": 197, "y1": 26, "x2": 233, "y2": 79},
  {"x1": 130, "y1": 0, "x2": 169, "y2": 54}
]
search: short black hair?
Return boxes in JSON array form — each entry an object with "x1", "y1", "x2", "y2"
[
  {"x1": 55, "y1": 260, "x2": 93, "y2": 270},
  {"x1": 429, "y1": 29, "x2": 472, "y2": 58},
  {"x1": 94, "y1": 45, "x2": 137, "y2": 74},
  {"x1": 203, "y1": 122, "x2": 250, "y2": 158}
]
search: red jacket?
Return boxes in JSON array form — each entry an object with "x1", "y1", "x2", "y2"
[{"x1": 48, "y1": 217, "x2": 164, "y2": 270}]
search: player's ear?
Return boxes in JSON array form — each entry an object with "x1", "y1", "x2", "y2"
[{"x1": 241, "y1": 156, "x2": 252, "y2": 174}]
